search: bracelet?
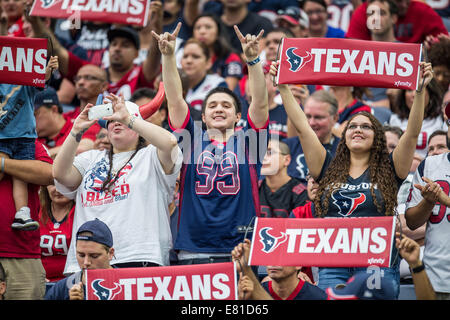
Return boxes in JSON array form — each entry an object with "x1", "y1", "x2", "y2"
[
  {"x1": 410, "y1": 263, "x2": 425, "y2": 274},
  {"x1": 128, "y1": 115, "x2": 137, "y2": 129},
  {"x1": 247, "y1": 56, "x2": 260, "y2": 66},
  {"x1": 1, "y1": 157, "x2": 4, "y2": 173}
]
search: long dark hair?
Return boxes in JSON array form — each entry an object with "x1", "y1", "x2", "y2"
[
  {"x1": 39, "y1": 186, "x2": 75, "y2": 225},
  {"x1": 392, "y1": 78, "x2": 444, "y2": 120},
  {"x1": 313, "y1": 112, "x2": 399, "y2": 217},
  {"x1": 101, "y1": 136, "x2": 146, "y2": 192},
  {"x1": 192, "y1": 13, "x2": 235, "y2": 61}
]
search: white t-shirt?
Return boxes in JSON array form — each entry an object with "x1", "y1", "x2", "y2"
[
  {"x1": 405, "y1": 153, "x2": 450, "y2": 293},
  {"x1": 56, "y1": 144, "x2": 182, "y2": 274},
  {"x1": 389, "y1": 114, "x2": 447, "y2": 159}
]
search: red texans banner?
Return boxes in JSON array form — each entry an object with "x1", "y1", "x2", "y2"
[
  {"x1": 276, "y1": 38, "x2": 422, "y2": 90},
  {"x1": 30, "y1": 0, "x2": 150, "y2": 26},
  {"x1": 249, "y1": 217, "x2": 396, "y2": 268},
  {"x1": 85, "y1": 262, "x2": 237, "y2": 300},
  {"x1": 0, "y1": 36, "x2": 47, "y2": 88}
]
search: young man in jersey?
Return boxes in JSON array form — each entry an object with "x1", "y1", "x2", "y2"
[
  {"x1": 405, "y1": 112, "x2": 450, "y2": 299},
  {"x1": 153, "y1": 23, "x2": 269, "y2": 264},
  {"x1": 45, "y1": 219, "x2": 115, "y2": 300},
  {"x1": 259, "y1": 139, "x2": 308, "y2": 218}
]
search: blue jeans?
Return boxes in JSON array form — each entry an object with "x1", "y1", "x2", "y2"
[
  {"x1": 0, "y1": 138, "x2": 35, "y2": 160},
  {"x1": 317, "y1": 265, "x2": 400, "y2": 299}
]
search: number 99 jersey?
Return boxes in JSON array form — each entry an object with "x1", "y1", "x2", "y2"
[{"x1": 39, "y1": 207, "x2": 75, "y2": 282}]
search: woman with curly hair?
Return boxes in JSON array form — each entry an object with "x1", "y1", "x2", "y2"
[
  {"x1": 270, "y1": 61, "x2": 434, "y2": 298},
  {"x1": 389, "y1": 77, "x2": 446, "y2": 158}
]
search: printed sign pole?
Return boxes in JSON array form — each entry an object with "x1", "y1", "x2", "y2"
[
  {"x1": 249, "y1": 216, "x2": 397, "y2": 268},
  {"x1": 0, "y1": 36, "x2": 47, "y2": 87},
  {"x1": 85, "y1": 262, "x2": 237, "y2": 300},
  {"x1": 276, "y1": 38, "x2": 422, "y2": 90}
]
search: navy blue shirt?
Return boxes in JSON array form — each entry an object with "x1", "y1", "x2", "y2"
[{"x1": 314, "y1": 152, "x2": 404, "y2": 218}]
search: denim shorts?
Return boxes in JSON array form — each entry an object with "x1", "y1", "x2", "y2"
[
  {"x1": 317, "y1": 264, "x2": 400, "y2": 299},
  {"x1": 0, "y1": 138, "x2": 35, "y2": 160}
]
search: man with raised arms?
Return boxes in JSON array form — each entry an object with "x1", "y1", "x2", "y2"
[{"x1": 153, "y1": 22, "x2": 269, "y2": 265}]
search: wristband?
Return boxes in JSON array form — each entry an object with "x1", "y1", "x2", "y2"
[
  {"x1": 410, "y1": 264, "x2": 425, "y2": 274},
  {"x1": 247, "y1": 56, "x2": 260, "y2": 66}
]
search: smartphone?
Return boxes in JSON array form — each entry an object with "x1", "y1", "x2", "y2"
[{"x1": 88, "y1": 103, "x2": 113, "y2": 121}]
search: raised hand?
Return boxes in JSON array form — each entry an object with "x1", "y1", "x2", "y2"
[
  {"x1": 45, "y1": 56, "x2": 58, "y2": 81},
  {"x1": 102, "y1": 94, "x2": 130, "y2": 125},
  {"x1": 231, "y1": 239, "x2": 251, "y2": 273},
  {"x1": 151, "y1": 22, "x2": 181, "y2": 56},
  {"x1": 418, "y1": 62, "x2": 433, "y2": 90},
  {"x1": 72, "y1": 103, "x2": 97, "y2": 135},
  {"x1": 234, "y1": 25, "x2": 264, "y2": 62}
]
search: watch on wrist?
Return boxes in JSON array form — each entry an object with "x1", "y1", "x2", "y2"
[{"x1": 410, "y1": 263, "x2": 425, "y2": 274}]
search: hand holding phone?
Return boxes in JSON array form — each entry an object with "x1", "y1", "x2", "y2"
[{"x1": 88, "y1": 103, "x2": 113, "y2": 120}]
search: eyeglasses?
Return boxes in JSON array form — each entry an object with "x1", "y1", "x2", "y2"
[
  {"x1": 347, "y1": 123, "x2": 374, "y2": 131},
  {"x1": 265, "y1": 149, "x2": 289, "y2": 157},
  {"x1": 305, "y1": 9, "x2": 326, "y2": 16},
  {"x1": 73, "y1": 75, "x2": 105, "y2": 83}
]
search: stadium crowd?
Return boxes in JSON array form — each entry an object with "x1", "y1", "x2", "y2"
[{"x1": 0, "y1": 0, "x2": 449, "y2": 301}]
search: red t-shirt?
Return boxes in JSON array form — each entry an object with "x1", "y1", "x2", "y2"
[
  {"x1": 346, "y1": 1, "x2": 448, "y2": 43},
  {"x1": 39, "y1": 206, "x2": 75, "y2": 282},
  {"x1": 37, "y1": 114, "x2": 73, "y2": 149},
  {"x1": 0, "y1": 141, "x2": 53, "y2": 258}
]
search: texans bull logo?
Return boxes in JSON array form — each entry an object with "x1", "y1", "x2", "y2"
[
  {"x1": 331, "y1": 190, "x2": 367, "y2": 217},
  {"x1": 286, "y1": 47, "x2": 312, "y2": 72},
  {"x1": 91, "y1": 279, "x2": 122, "y2": 300},
  {"x1": 40, "y1": 0, "x2": 56, "y2": 8},
  {"x1": 259, "y1": 227, "x2": 288, "y2": 253}
]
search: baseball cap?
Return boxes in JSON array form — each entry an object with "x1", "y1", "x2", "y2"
[
  {"x1": 76, "y1": 218, "x2": 113, "y2": 248},
  {"x1": 326, "y1": 272, "x2": 396, "y2": 300},
  {"x1": 34, "y1": 87, "x2": 60, "y2": 110},
  {"x1": 107, "y1": 26, "x2": 140, "y2": 49},
  {"x1": 276, "y1": 6, "x2": 309, "y2": 29}
]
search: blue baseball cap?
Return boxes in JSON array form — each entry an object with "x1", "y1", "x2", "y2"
[
  {"x1": 34, "y1": 87, "x2": 60, "y2": 110},
  {"x1": 76, "y1": 218, "x2": 113, "y2": 248},
  {"x1": 326, "y1": 272, "x2": 396, "y2": 300}
]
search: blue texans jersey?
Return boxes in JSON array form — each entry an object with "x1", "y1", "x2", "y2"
[
  {"x1": 171, "y1": 111, "x2": 269, "y2": 253},
  {"x1": 284, "y1": 135, "x2": 340, "y2": 183},
  {"x1": 262, "y1": 279, "x2": 327, "y2": 300},
  {"x1": 314, "y1": 152, "x2": 404, "y2": 218}
]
